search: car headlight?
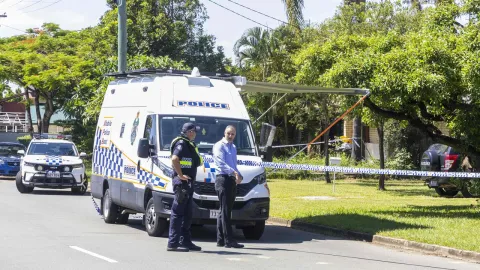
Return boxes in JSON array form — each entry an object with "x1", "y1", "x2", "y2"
[
  {"x1": 0, "y1": 160, "x2": 4, "y2": 165},
  {"x1": 72, "y1": 163, "x2": 84, "y2": 169},
  {"x1": 253, "y1": 172, "x2": 267, "y2": 184},
  {"x1": 24, "y1": 162, "x2": 35, "y2": 167}
]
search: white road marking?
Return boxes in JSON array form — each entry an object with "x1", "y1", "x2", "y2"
[
  {"x1": 69, "y1": 246, "x2": 118, "y2": 263},
  {"x1": 316, "y1": 262, "x2": 330, "y2": 265},
  {"x1": 257, "y1": 256, "x2": 271, "y2": 259},
  {"x1": 226, "y1": 258, "x2": 242, "y2": 261}
]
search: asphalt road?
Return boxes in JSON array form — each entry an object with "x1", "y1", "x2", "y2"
[{"x1": 0, "y1": 178, "x2": 478, "y2": 270}]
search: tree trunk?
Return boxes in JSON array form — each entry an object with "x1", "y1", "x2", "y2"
[
  {"x1": 351, "y1": 117, "x2": 362, "y2": 162},
  {"x1": 24, "y1": 88, "x2": 34, "y2": 137},
  {"x1": 322, "y1": 98, "x2": 331, "y2": 183},
  {"x1": 34, "y1": 90, "x2": 42, "y2": 133},
  {"x1": 284, "y1": 108, "x2": 289, "y2": 144},
  {"x1": 41, "y1": 93, "x2": 55, "y2": 133},
  {"x1": 324, "y1": 128, "x2": 331, "y2": 183},
  {"x1": 378, "y1": 120, "x2": 386, "y2": 191}
]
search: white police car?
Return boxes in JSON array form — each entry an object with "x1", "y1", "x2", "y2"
[{"x1": 16, "y1": 134, "x2": 88, "y2": 194}]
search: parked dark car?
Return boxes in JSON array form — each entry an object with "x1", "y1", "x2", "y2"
[
  {"x1": 420, "y1": 144, "x2": 479, "y2": 197},
  {"x1": 0, "y1": 142, "x2": 25, "y2": 177}
]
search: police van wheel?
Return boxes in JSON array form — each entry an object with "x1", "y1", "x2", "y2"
[
  {"x1": 242, "y1": 221, "x2": 265, "y2": 240},
  {"x1": 145, "y1": 198, "x2": 167, "y2": 237},
  {"x1": 102, "y1": 189, "x2": 118, "y2": 224},
  {"x1": 16, "y1": 172, "x2": 33, "y2": 194}
]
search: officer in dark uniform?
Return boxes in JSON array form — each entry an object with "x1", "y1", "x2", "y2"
[{"x1": 167, "y1": 123, "x2": 203, "y2": 252}]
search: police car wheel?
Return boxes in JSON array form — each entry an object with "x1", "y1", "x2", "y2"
[
  {"x1": 116, "y1": 213, "x2": 129, "y2": 224},
  {"x1": 242, "y1": 221, "x2": 265, "y2": 240},
  {"x1": 16, "y1": 172, "x2": 33, "y2": 194},
  {"x1": 145, "y1": 198, "x2": 167, "y2": 237},
  {"x1": 72, "y1": 181, "x2": 88, "y2": 195},
  {"x1": 102, "y1": 189, "x2": 118, "y2": 224}
]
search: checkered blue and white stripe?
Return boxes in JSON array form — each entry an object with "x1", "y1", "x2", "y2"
[
  {"x1": 137, "y1": 169, "x2": 166, "y2": 187},
  {"x1": 93, "y1": 127, "x2": 169, "y2": 187},
  {"x1": 45, "y1": 156, "x2": 62, "y2": 166},
  {"x1": 93, "y1": 128, "x2": 123, "y2": 179},
  {"x1": 158, "y1": 155, "x2": 480, "y2": 179}
]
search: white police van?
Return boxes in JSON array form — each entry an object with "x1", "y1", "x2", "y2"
[
  {"x1": 91, "y1": 68, "x2": 272, "y2": 239},
  {"x1": 16, "y1": 134, "x2": 88, "y2": 195}
]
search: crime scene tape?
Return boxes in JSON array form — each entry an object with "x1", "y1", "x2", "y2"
[
  {"x1": 91, "y1": 155, "x2": 480, "y2": 217},
  {"x1": 158, "y1": 155, "x2": 480, "y2": 179}
]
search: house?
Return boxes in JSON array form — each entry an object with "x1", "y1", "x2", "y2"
[{"x1": 343, "y1": 120, "x2": 451, "y2": 160}]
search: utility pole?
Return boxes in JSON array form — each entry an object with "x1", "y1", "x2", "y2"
[{"x1": 118, "y1": 0, "x2": 127, "y2": 73}]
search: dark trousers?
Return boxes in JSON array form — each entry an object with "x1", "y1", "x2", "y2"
[
  {"x1": 168, "y1": 179, "x2": 194, "y2": 247},
  {"x1": 215, "y1": 175, "x2": 237, "y2": 244}
]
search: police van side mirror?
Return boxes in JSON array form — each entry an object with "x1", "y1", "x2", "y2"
[
  {"x1": 138, "y1": 138, "x2": 150, "y2": 158},
  {"x1": 259, "y1": 146, "x2": 273, "y2": 162},
  {"x1": 79, "y1": 152, "x2": 87, "y2": 159},
  {"x1": 17, "y1": 150, "x2": 25, "y2": 156}
]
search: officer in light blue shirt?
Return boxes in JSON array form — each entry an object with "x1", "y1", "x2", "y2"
[{"x1": 212, "y1": 125, "x2": 244, "y2": 249}]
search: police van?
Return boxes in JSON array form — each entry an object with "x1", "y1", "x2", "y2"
[
  {"x1": 16, "y1": 134, "x2": 88, "y2": 194},
  {"x1": 91, "y1": 68, "x2": 272, "y2": 239}
]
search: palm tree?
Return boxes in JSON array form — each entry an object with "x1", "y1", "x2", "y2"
[
  {"x1": 234, "y1": 27, "x2": 275, "y2": 81},
  {"x1": 281, "y1": 0, "x2": 304, "y2": 29}
]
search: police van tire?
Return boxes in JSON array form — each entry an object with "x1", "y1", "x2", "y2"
[
  {"x1": 242, "y1": 220, "x2": 265, "y2": 240},
  {"x1": 102, "y1": 189, "x2": 118, "y2": 224},
  {"x1": 145, "y1": 198, "x2": 167, "y2": 237},
  {"x1": 16, "y1": 172, "x2": 33, "y2": 194}
]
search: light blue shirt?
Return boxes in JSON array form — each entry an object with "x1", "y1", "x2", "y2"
[{"x1": 212, "y1": 138, "x2": 242, "y2": 178}]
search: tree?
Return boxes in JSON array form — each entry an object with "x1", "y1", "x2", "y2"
[
  {"x1": 99, "y1": 0, "x2": 225, "y2": 71},
  {"x1": 281, "y1": 0, "x2": 304, "y2": 30},
  {"x1": 299, "y1": 1, "x2": 480, "y2": 159},
  {"x1": 0, "y1": 24, "x2": 101, "y2": 133}
]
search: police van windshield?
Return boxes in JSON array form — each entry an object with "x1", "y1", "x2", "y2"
[
  {"x1": 28, "y1": 143, "x2": 77, "y2": 156},
  {"x1": 159, "y1": 116, "x2": 256, "y2": 156},
  {"x1": 0, "y1": 144, "x2": 24, "y2": 157}
]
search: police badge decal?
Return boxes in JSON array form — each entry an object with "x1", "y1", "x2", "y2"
[{"x1": 130, "y1": 112, "x2": 140, "y2": 145}]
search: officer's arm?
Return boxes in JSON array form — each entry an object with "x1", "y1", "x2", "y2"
[
  {"x1": 172, "y1": 142, "x2": 190, "y2": 181},
  {"x1": 171, "y1": 155, "x2": 189, "y2": 181}
]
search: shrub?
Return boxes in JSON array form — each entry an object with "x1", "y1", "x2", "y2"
[{"x1": 17, "y1": 135, "x2": 32, "y2": 147}]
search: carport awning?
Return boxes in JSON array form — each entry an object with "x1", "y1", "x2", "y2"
[{"x1": 241, "y1": 81, "x2": 369, "y2": 95}]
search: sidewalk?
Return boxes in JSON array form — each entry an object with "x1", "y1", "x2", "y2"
[{"x1": 267, "y1": 217, "x2": 480, "y2": 264}]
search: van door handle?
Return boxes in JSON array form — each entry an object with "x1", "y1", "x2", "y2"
[{"x1": 137, "y1": 160, "x2": 141, "y2": 171}]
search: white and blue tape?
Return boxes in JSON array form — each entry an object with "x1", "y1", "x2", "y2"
[{"x1": 158, "y1": 155, "x2": 480, "y2": 179}]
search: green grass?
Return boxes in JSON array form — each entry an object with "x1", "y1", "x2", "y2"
[{"x1": 268, "y1": 179, "x2": 480, "y2": 252}]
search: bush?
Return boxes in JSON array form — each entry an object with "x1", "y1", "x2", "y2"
[{"x1": 17, "y1": 135, "x2": 32, "y2": 147}]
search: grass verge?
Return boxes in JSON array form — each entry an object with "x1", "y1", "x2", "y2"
[{"x1": 268, "y1": 178, "x2": 480, "y2": 253}]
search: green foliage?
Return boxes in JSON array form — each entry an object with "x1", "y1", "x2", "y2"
[
  {"x1": 100, "y1": 0, "x2": 225, "y2": 72},
  {"x1": 17, "y1": 135, "x2": 32, "y2": 147}
]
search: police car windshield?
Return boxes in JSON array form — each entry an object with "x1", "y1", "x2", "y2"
[
  {"x1": 28, "y1": 142, "x2": 77, "y2": 156},
  {"x1": 0, "y1": 145, "x2": 24, "y2": 157},
  {"x1": 159, "y1": 116, "x2": 256, "y2": 156}
]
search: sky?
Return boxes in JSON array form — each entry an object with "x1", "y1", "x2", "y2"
[{"x1": 0, "y1": 0, "x2": 343, "y2": 60}]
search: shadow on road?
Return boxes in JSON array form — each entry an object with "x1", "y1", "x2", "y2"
[
  {"x1": 29, "y1": 189, "x2": 91, "y2": 197},
  {"x1": 294, "y1": 213, "x2": 429, "y2": 236}
]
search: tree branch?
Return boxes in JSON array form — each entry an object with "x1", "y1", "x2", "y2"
[{"x1": 364, "y1": 97, "x2": 480, "y2": 157}]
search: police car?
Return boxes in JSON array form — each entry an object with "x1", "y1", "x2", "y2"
[
  {"x1": 0, "y1": 142, "x2": 25, "y2": 177},
  {"x1": 16, "y1": 134, "x2": 88, "y2": 194}
]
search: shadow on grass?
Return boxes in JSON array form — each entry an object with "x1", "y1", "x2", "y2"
[
  {"x1": 374, "y1": 204, "x2": 479, "y2": 219},
  {"x1": 294, "y1": 213, "x2": 430, "y2": 236}
]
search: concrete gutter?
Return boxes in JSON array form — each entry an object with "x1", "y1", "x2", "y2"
[{"x1": 267, "y1": 217, "x2": 480, "y2": 264}]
